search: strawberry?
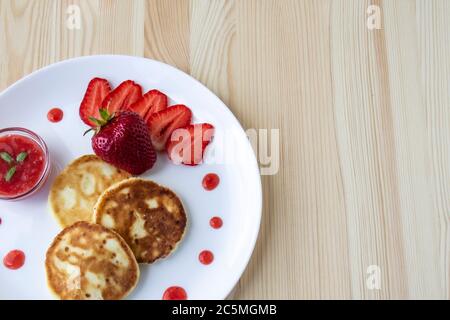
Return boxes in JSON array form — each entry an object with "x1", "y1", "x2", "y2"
[
  {"x1": 87, "y1": 109, "x2": 157, "y2": 175},
  {"x1": 79, "y1": 78, "x2": 111, "y2": 126},
  {"x1": 101, "y1": 80, "x2": 142, "y2": 114},
  {"x1": 128, "y1": 89, "x2": 168, "y2": 119},
  {"x1": 146, "y1": 105, "x2": 192, "y2": 151},
  {"x1": 166, "y1": 123, "x2": 215, "y2": 166}
]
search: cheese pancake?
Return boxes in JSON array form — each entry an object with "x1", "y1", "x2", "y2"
[
  {"x1": 49, "y1": 155, "x2": 130, "y2": 227},
  {"x1": 45, "y1": 221, "x2": 139, "y2": 300},
  {"x1": 94, "y1": 178, "x2": 187, "y2": 263}
]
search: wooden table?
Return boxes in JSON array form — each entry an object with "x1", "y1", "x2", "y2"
[{"x1": 0, "y1": 0, "x2": 448, "y2": 299}]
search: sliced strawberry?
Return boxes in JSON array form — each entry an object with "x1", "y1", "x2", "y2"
[
  {"x1": 101, "y1": 80, "x2": 142, "y2": 114},
  {"x1": 79, "y1": 78, "x2": 111, "y2": 126},
  {"x1": 128, "y1": 89, "x2": 168, "y2": 119},
  {"x1": 147, "y1": 105, "x2": 192, "y2": 151},
  {"x1": 167, "y1": 123, "x2": 215, "y2": 166}
]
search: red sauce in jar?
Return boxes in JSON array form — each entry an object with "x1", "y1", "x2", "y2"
[
  {"x1": 0, "y1": 134, "x2": 46, "y2": 197},
  {"x1": 3, "y1": 250, "x2": 25, "y2": 270},
  {"x1": 210, "y1": 216, "x2": 223, "y2": 229},
  {"x1": 47, "y1": 108, "x2": 64, "y2": 123},
  {"x1": 199, "y1": 250, "x2": 214, "y2": 265},
  {"x1": 163, "y1": 286, "x2": 187, "y2": 300},
  {"x1": 202, "y1": 173, "x2": 220, "y2": 191}
]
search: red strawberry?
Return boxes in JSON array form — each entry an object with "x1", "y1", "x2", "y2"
[
  {"x1": 88, "y1": 109, "x2": 156, "y2": 175},
  {"x1": 166, "y1": 123, "x2": 214, "y2": 166},
  {"x1": 101, "y1": 80, "x2": 142, "y2": 114},
  {"x1": 79, "y1": 78, "x2": 111, "y2": 126},
  {"x1": 146, "y1": 105, "x2": 192, "y2": 151},
  {"x1": 128, "y1": 89, "x2": 168, "y2": 119}
]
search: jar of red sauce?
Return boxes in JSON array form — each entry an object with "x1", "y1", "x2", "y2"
[{"x1": 0, "y1": 128, "x2": 50, "y2": 200}]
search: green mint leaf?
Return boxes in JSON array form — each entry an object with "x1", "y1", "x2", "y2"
[
  {"x1": 16, "y1": 151, "x2": 28, "y2": 162},
  {"x1": 0, "y1": 152, "x2": 13, "y2": 164},
  {"x1": 5, "y1": 166, "x2": 16, "y2": 182}
]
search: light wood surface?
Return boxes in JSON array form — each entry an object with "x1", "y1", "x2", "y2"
[{"x1": 0, "y1": 0, "x2": 449, "y2": 299}]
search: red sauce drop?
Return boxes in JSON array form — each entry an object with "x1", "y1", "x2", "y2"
[
  {"x1": 210, "y1": 216, "x2": 223, "y2": 229},
  {"x1": 199, "y1": 250, "x2": 214, "y2": 265},
  {"x1": 3, "y1": 250, "x2": 25, "y2": 270},
  {"x1": 202, "y1": 173, "x2": 220, "y2": 191},
  {"x1": 47, "y1": 108, "x2": 64, "y2": 123},
  {"x1": 163, "y1": 286, "x2": 187, "y2": 300},
  {"x1": 0, "y1": 134, "x2": 46, "y2": 197}
]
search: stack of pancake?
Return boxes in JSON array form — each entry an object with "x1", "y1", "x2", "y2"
[{"x1": 45, "y1": 155, "x2": 187, "y2": 300}]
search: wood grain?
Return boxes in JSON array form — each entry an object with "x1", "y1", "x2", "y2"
[{"x1": 0, "y1": 0, "x2": 448, "y2": 299}]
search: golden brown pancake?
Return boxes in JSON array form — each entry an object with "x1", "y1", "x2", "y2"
[
  {"x1": 45, "y1": 221, "x2": 139, "y2": 300},
  {"x1": 49, "y1": 155, "x2": 130, "y2": 227},
  {"x1": 93, "y1": 178, "x2": 187, "y2": 263}
]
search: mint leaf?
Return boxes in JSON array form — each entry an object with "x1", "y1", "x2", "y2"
[
  {"x1": 0, "y1": 152, "x2": 13, "y2": 164},
  {"x1": 16, "y1": 151, "x2": 28, "y2": 162},
  {"x1": 5, "y1": 166, "x2": 16, "y2": 182}
]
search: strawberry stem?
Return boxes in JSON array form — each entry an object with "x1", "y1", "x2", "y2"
[
  {"x1": 83, "y1": 128, "x2": 95, "y2": 136},
  {"x1": 84, "y1": 109, "x2": 115, "y2": 136},
  {"x1": 99, "y1": 109, "x2": 110, "y2": 122}
]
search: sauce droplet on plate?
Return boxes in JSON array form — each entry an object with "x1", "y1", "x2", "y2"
[
  {"x1": 163, "y1": 286, "x2": 187, "y2": 300},
  {"x1": 202, "y1": 173, "x2": 220, "y2": 191},
  {"x1": 47, "y1": 108, "x2": 64, "y2": 123},
  {"x1": 210, "y1": 216, "x2": 223, "y2": 229},
  {"x1": 199, "y1": 250, "x2": 214, "y2": 265},
  {"x1": 3, "y1": 250, "x2": 25, "y2": 270}
]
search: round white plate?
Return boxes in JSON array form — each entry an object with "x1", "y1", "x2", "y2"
[{"x1": 0, "y1": 55, "x2": 261, "y2": 300}]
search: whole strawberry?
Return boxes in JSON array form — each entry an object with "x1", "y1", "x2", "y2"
[{"x1": 86, "y1": 109, "x2": 157, "y2": 175}]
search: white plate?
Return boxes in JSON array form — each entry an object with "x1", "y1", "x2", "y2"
[{"x1": 0, "y1": 55, "x2": 261, "y2": 300}]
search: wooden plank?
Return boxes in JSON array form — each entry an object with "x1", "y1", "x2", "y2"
[{"x1": 0, "y1": 0, "x2": 448, "y2": 299}]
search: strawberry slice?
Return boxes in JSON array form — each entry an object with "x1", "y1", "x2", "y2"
[
  {"x1": 147, "y1": 105, "x2": 192, "y2": 151},
  {"x1": 128, "y1": 89, "x2": 168, "y2": 119},
  {"x1": 101, "y1": 80, "x2": 142, "y2": 114},
  {"x1": 79, "y1": 78, "x2": 111, "y2": 126},
  {"x1": 166, "y1": 123, "x2": 215, "y2": 166}
]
